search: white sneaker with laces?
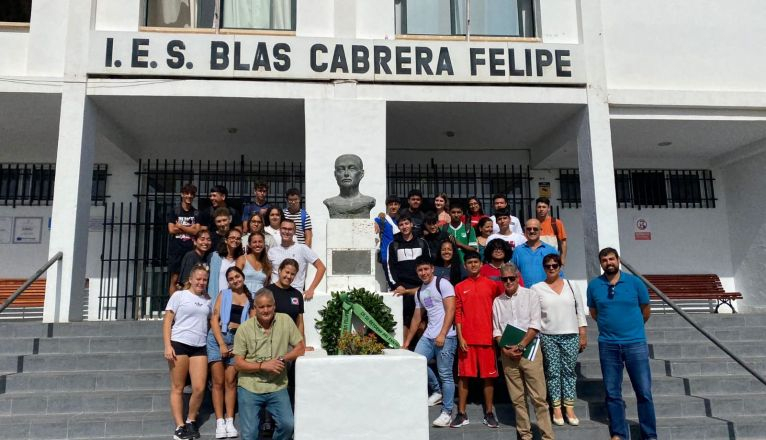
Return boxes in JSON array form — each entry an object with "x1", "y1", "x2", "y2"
[
  {"x1": 215, "y1": 418, "x2": 227, "y2": 439},
  {"x1": 432, "y1": 412, "x2": 452, "y2": 427},
  {"x1": 427, "y1": 392, "x2": 443, "y2": 406},
  {"x1": 225, "y1": 417, "x2": 238, "y2": 438}
]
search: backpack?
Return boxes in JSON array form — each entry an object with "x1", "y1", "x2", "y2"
[{"x1": 416, "y1": 276, "x2": 445, "y2": 309}]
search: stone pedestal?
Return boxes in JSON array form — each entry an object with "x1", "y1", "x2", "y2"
[
  {"x1": 294, "y1": 349, "x2": 428, "y2": 440},
  {"x1": 325, "y1": 219, "x2": 378, "y2": 292}
]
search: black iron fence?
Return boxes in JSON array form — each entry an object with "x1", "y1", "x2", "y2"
[
  {"x1": 558, "y1": 168, "x2": 716, "y2": 209},
  {"x1": 0, "y1": 163, "x2": 109, "y2": 207},
  {"x1": 386, "y1": 161, "x2": 534, "y2": 220},
  {"x1": 98, "y1": 158, "x2": 305, "y2": 319}
]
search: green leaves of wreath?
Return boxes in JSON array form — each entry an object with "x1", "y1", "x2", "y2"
[{"x1": 315, "y1": 288, "x2": 397, "y2": 355}]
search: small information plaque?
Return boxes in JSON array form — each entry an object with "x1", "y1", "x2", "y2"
[{"x1": 331, "y1": 250, "x2": 372, "y2": 276}]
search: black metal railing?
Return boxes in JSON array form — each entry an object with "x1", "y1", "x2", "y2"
[
  {"x1": 0, "y1": 251, "x2": 62, "y2": 315},
  {"x1": 558, "y1": 168, "x2": 716, "y2": 209},
  {"x1": 387, "y1": 161, "x2": 534, "y2": 221},
  {"x1": 0, "y1": 163, "x2": 110, "y2": 207},
  {"x1": 621, "y1": 259, "x2": 766, "y2": 388}
]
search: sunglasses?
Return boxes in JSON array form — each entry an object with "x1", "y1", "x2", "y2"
[
  {"x1": 544, "y1": 264, "x2": 560, "y2": 270},
  {"x1": 525, "y1": 227, "x2": 540, "y2": 232},
  {"x1": 608, "y1": 284, "x2": 616, "y2": 299},
  {"x1": 500, "y1": 276, "x2": 517, "y2": 282}
]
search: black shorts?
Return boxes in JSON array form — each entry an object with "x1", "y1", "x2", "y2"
[
  {"x1": 171, "y1": 340, "x2": 207, "y2": 357},
  {"x1": 168, "y1": 241, "x2": 194, "y2": 273},
  {"x1": 402, "y1": 295, "x2": 415, "y2": 326}
]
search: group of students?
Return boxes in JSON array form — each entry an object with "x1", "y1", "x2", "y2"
[{"x1": 163, "y1": 182, "x2": 323, "y2": 440}]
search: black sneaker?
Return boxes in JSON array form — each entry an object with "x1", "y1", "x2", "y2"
[
  {"x1": 173, "y1": 425, "x2": 192, "y2": 440},
  {"x1": 185, "y1": 421, "x2": 200, "y2": 439},
  {"x1": 483, "y1": 412, "x2": 499, "y2": 428},
  {"x1": 450, "y1": 412, "x2": 469, "y2": 428}
]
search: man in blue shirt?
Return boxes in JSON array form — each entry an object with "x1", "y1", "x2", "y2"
[
  {"x1": 511, "y1": 218, "x2": 560, "y2": 286},
  {"x1": 587, "y1": 247, "x2": 656, "y2": 440}
]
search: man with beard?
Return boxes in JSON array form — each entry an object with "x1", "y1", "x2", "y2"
[{"x1": 587, "y1": 248, "x2": 656, "y2": 440}]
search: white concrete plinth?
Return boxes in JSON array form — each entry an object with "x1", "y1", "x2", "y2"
[
  {"x1": 303, "y1": 292, "x2": 403, "y2": 350},
  {"x1": 326, "y1": 218, "x2": 379, "y2": 292},
  {"x1": 294, "y1": 349, "x2": 428, "y2": 440}
]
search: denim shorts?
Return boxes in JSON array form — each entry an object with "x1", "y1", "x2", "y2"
[{"x1": 206, "y1": 329, "x2": 236, "y2": 365}]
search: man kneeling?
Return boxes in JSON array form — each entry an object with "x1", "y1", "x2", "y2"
[
  {"x1": 492, "y1": 263, "x2": 554, "y2": 440},
  {"x1": 234, "y1": 288, "x2": 305, "y2": 440},
  {"x1": 403, "y1": 256, "x2": 457, "y2": 427}
]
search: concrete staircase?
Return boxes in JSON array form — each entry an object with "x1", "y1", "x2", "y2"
[
  {"x1": 1, "y1": 314, "x2": 765, "y2": 439},
  {"x1": 430, "y1": 313, "x2": 766, "y2": 440}
]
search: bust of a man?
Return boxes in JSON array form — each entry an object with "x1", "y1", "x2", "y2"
[{"x1": 323, "y1": 154, "x2": 376, "y2": 219}]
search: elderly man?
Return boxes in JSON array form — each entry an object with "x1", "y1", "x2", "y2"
[
  {"x1": 587, "y1": 248, "x2": 656, "y2": 440},
  {"x1": 511, "y1": 218, "x2": 560, "y2": 286},
  {"x1": 233, "y1": 288, "x2": 305, "y2": 440},
  {"x1": 267, "y1": 219, "x2": 326, "y2": 300},
  {"x1": 492, "y1": 262, "x2": 554, "y2": 440}
]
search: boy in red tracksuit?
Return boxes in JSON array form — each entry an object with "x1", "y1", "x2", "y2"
[{"x1": 451, "y1": 251, "x2": 503, "y2": 428}]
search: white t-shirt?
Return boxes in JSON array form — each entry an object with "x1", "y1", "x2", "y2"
[
  {"x1": 268, "y1": 242, "x2": 319, "y2": 290},
  {"x1": 487, "y1": 232, "x2": 527, "y2": 249},
  {"x1": 165, "y1": 290, "x2": 211, "y2": 347},
  {"x1": 264, "y1": 226, "x2": 282, "y2": 246},
  {"x1": 490, "y1": 214, "x2": 523, "y2": 235},
  {"x1": 218, "y1": 258, "x2": 236, "y2": 294},
  {"x1": 531, "y1": 281, "x2": 587, "y2": 335},
  {"x1": 415, "y1": 277, "x2": 456, "y2": 339}
]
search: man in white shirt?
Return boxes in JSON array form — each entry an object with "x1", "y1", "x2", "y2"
[
  {"x1": 268, "y1": 219, "x2": 326, "y2": 300},
  {"x1": 491, "y1": 263, "x2": 554, "y2": 440},
  {"x1": 489, "y1": 194, "x2": 523, "y2": 235},
  {"x1": 486, "y1": 208, "x2": 527, "y2": 250}
]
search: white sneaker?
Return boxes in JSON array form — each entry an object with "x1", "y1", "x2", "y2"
[
  {"x1": 427, "y1": 392, "x2": 443, "y2": 406},
  {"x1": 432, "y1": 412, "x2": 452, "y2": 427},
  {"x1": 215, "y1": 418, "x2": 227, "y2": 439},
  {"x1": 225, "y1": 417, "x2": 238, "y2": 438}
]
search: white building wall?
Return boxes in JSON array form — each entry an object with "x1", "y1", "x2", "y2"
[{"x1": 602, "y1": 0, "x2": 766, "y2": 92}]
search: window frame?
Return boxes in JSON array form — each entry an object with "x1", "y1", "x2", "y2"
[
  {"x1": 394, "y1": 0, "x2": 539, "y2": 42},
  {"x1": 0, "y1": 163, "x2": 110, "y2": 208}
]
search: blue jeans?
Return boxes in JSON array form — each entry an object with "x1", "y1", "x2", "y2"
[
  {"x1": 414, "y1": 335, "x2": 457, "y2": 414},
  {"x1": 598, "y1": 341, "x2": 657, "y2": 440},
  {"x1": 237, "y1": 387, "x2": 293, "y2": 440}
]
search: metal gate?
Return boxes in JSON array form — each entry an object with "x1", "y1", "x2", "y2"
[{"x1": 98, "y1": 158, "x2": 305, "y2": 320}]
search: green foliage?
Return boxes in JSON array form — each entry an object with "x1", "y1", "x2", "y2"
[
  {"x1": 315, "y1": 288, "x2": 397, "y2": 355},
  {"x1": 337, "y1": 331, "x2": 385, "y2": 355}
]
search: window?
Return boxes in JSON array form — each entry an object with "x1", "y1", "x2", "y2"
[
  {"x1": 144, "y1": 0, "x2": 295, "y2": 31},
  {"x1": 0, "y1": 0, "x2": 32, "y2": 23},
  {"x1": 0, "y1": 163, "x2": 109, "y2": 207},
  {"x1": 395, "y1": 0, "x2": 535, "y2": 38},
  {"x1": 557, "y1": 169, "x2": 716, "y2": 209}
]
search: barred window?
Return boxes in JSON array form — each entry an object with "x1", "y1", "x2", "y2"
[
  {"x1": 0, "y1": 163, "x2": 109, "y2": 207},
  {"x1": 557, "y1": 169, "x2": 716, "y2": 209},
  {"x1": 0, "y1": 0, "x2": 32, "y2": 23}
]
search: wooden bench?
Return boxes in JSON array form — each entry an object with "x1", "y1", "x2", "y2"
[
  {"x1": 0, "y1": 278, "x2": 46, "y2": 309},
  {"x1": 644, "y1": 274, "x2": 741, "y2": 313}
]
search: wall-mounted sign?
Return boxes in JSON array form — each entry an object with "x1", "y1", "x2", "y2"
[
  {"x1": 633, "y1": 216, "x2": 651, "y2": 241},
  {"x1": 0, "y1": 217, "x2": 12, "y2": 244},
  {"x1": 88, "y1": 32, "x2": 586, "y2": 85},
  {"x1": 13, "y1": 217, "x2": 43, "y2": 244},
  {"x1": 538, "y1": 181, "x2": 551, "y2": 198}
]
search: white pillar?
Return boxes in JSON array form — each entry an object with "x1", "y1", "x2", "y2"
[
  {"x1": 43, "y1": 83, "x2": 95, "y2": 322},
  {"x1": 576, "y1": 0, "x2": 620, "y2": 279},
  {"x1": 304, "y1": 88, "x2": 387, "y2": 293}
]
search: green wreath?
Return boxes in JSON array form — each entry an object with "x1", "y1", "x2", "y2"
[{"x1": 315, "y1": 288, "x2": 397, "y2": 355}]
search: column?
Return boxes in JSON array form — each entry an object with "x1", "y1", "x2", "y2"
[{"x1": 43, "y1": 83, "x2": 95, "y2": 322}]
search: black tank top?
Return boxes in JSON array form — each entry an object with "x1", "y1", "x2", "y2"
[{"x1": 230, "y1": 304, "x2": 244, "y2": 324}]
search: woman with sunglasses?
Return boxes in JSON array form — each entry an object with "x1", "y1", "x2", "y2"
[
  {"x1": 531, "y1": 253, "x2": 587, "y2": 426},
  {"x1": 207, "y1": 266, "x2": 252, "y2": 439}
]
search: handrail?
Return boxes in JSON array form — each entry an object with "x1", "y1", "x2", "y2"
[
  {"x1": 0, "y1": 251, "x2": 63, "y2": 314},
  {"x1": 621, "y1": 259, "x2": 766, "y2": 387}
]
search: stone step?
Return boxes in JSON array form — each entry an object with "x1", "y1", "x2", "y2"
[
  {"x1": 427, "y1": 404, "x2": 766, "y2": 440},
  {"x1": 2, "y1": 370, "x2": 168, "y2": 394},
  {"x1": 16, "y1": 352, "x2": 166, "y2": 373},
  {"x1": 36, "y1": 336, "x2": 163, "y2": 355},
  {"x1": 576, "y1": 357, "x2": 766, "y2": 378},
  {"x1": 48, "y1": 321, "x2": 162, "y2": 338},
  {"x1": 0, "y1": 338, "x2": 36, "y2": 355},
  {"x1": 0, "y1": 390, "x2": 170, "y2": 416},
  {"x1": 639, "y1": 313, "x2": 766, "y2": 328},
  {"x1": 573, "y1": 339, "x2": 765, "y2": 360},
  {"x1": 577, "y1": 374, "x2": 766, "y2": 399}
]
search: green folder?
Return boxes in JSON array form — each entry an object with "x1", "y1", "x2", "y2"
[{"x1": 499, "y1": 324, "x2": 540, "y2": 360}]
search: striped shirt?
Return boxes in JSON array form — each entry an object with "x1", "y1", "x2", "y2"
[{"x1": 283, "y1": 208, "x2": 312, "y2": 244}]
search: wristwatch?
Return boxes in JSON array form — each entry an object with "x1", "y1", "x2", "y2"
[
  {"x1": 278, "y1": 356, "x2": 285, "y2": 362},
  {"x1": 515, "y1": 344, "x2": 526, "y2": 352}
]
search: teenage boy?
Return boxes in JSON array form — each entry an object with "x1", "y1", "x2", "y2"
[
  {"x1": 452, "y1": 251, "x2": 503, "y2": 428},
  {"x1": 167, "y1": 184, "x2": 201, "y2": 294},
  {"x1": 486, "y1": 208, "x2": 527, "y2": 250},
  {"x1": 536, "y1": 197, "x2": 568, "y2": 265},
  {"x1": 201, "y1": 185, "x2": 239, "y2": 233},
  {"x1": 422, "y1": 213, "x2": 451, "y2": 259},
  {"x1": 443, "y1": 204, "x2": 477, "y2": 262},
  {"x1": 403, "y1": 256, "x2": 457, "y2": 427},
  {"x1": 388, "y1": 214, "x2": 431, "y2": 335},
  {"x1": 489, "y1": 194, "x2": 522, "y2": 235},
  {"x1": 210, "y1": 207, "x2": 232, "y2": 251},
  {"x1": 375, "y1": 196, "x2": 401, "y2": 288},
  {"x1": 241, "y1": 181, "x2": 271, "y2": 231},
  {"x1": 176, "y1": 230, "x2": 213, "y2": 291},
  {"x1": 282, "y1": 188, "x2": 312, "y2": 247},
  {"x1": 398, "y1": 189, "x2": 426, "y2": 236},
  {"x1": 267, "y1": 219, "x2": 326, "y2": 300}
]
